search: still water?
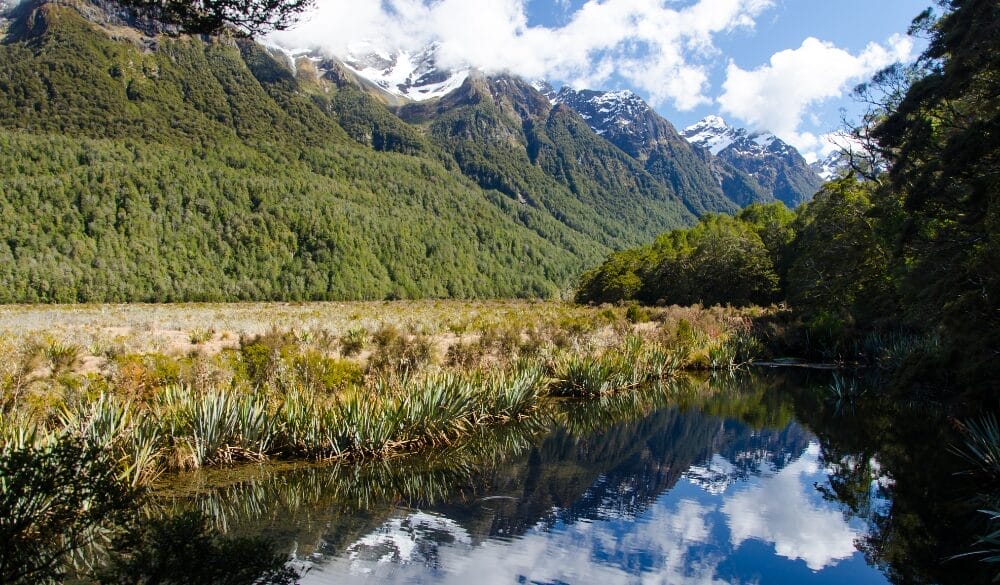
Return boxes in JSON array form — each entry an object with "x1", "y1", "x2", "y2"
[{"x1": 158, "y1": 371, "x2": 980, "y2": 584}]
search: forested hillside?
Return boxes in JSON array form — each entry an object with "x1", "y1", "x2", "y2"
[
  {"x1": 399, "y1": 75, "x2": 694, "y2": 248},
  {"x1": 0, "y1": 0, "x2": 697, "y2": 302}
]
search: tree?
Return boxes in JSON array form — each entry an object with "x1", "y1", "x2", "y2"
[
  {"x1": 116, "y1": 0, "x2": 315, "y2": 36},
  {"x1": 870, "y1": 0, "x2": 999, "y2": 390},
  {"x1": 785, "y1": 177, "x2": 897, "y2": 327}
]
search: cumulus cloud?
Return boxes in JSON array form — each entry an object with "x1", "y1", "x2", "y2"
[
  {"x1": 270, "y1": 0, "x2": 775, "y2": 111},
  {"x1": 718, "y1": 34, "x2": 914, "y2": 156},
  {"x1": 308, "y1": 498, "x2": 727, "y2": 585},
  {"x1": 721, "y1": 443, "x2": 861, "y2": 570}
]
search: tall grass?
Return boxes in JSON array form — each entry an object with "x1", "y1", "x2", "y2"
[
  {"x1": 0, "y1": 303, "x2": 764, "y2": 484},
  {"x1": 548, "y1": 337, "x2": 684, "y2": 397},
  {"x1": 952, "y1": 414, "x2": 1000, "y2": 578},
  {"x1": 26, "y1": 364, "x2": 550, "y2": 483}
]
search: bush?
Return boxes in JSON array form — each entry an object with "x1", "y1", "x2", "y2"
[
  {"x1": 292, "y1": 351, "x2": 363, "y2": 394},
  {"x1": 367, "y1": 325, "x2": 434, "y2": 376},
  {"x1": 625, "y1": 304, "x2": 650, "y2": 324},
  {"x1": 339, "y1": 328, "x2": 369, "y2": 357}
]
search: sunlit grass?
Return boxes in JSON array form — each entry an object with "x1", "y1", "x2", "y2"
[{"x1": 0, "y1": 301, "x2": 767, "y2": 483}]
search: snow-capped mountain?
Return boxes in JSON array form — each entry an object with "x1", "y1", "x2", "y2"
[
  {"x1": 553, "y1": 88, "x2": 653, "y2": 137},
  {"x1": 269, "y1": 33, "x2": 820, "y2": 211},
  {"x1": 682, "y1": 115, "x2": 791, "y2": 159},
  {"x1": 340, "y1": 42, "x2": 469, "y2": 102},
  {"x1": 681, "y1": 115, "x2": 742, "y2": 155},
  {"x1": 810, "y1": 149, "x2": 851, "y2": 181},
  {"x1": 682, "y1": 116, "x2": 825, "y2": 207},
  {"x1": 553, "y1": 88, "x2": 771, "y2": 214}
]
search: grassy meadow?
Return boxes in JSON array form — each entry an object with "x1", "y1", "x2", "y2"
[{"x1": 0, "y1": 300, "x2": 767, "y2": 485}]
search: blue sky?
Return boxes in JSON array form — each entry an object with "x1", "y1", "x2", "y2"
[
  {"x1": 522, "y1": 0, "x2": 927, "y2": 159},
  {"x1": 276, "y1": 0, "x2": 929, "y2": 161}
]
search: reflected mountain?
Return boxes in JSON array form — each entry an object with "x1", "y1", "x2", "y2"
[{"x1": 152, "y1": 372, "x2": 880, "y2": 584}]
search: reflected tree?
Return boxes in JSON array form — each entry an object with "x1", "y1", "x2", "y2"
[{"x1": 97, "y1": 511, "x2": 299, "y2": 585}]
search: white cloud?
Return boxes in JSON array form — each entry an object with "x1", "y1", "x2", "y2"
[
  {"x1": 304, "y1": 498, "x2": 729, "y2": 585},
  {"x1": 717, "y1": 34, "x2": 913, "y2": 157},
  {"x1": 721, "y1": 443, "x2": 861, "y2": 571},
  {"x1": 270, "y1": 0, "x2": 775, "y2": 111}
]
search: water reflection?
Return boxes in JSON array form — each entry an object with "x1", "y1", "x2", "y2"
[
  {"x1": 720, "y1": 443, "x2": 860, "y2": 571},
  {"x1": 150, "y1": 372, "x2": 983, "y2": 584}
]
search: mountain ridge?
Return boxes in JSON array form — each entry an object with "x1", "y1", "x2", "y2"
[
  {"x1": 681, "y1": 115, "x2": 824, "y2": 207},
  {"x1": 327, "y1": 41, "x2": 827, "y2": 210}
]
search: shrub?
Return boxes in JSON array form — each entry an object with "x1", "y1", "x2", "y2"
[
  {"x1": 339, "y1": 328, "x2": 369, "y2": 357},
  {"x1": 625, "y1": 304, "x2": 650, "y2": 324},
  {"x1": 293, "y1": 351, "x2": 363, "y2": 394},
  {"x1": 188, "y1": 328, "x2": 215, "y2": 345},
  {"x1": 367, "y1": 326, "x2": 434, "y2": 376},
  {"x1": 45, "y1": 342, "x2": 80, "y2": 375}
]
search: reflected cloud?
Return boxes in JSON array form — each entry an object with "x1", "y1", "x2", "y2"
[
  {"x1": 305, "y1": 498, "x2": 728, "y2": 585},
  {"x1": 299, "y1": 436, "x2": 866, "y2": 583},
  {"x1": 721, "y1": 443, "x2": 860, "y2": 570}
]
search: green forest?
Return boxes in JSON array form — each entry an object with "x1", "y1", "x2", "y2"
[{"x1": 0, "y1": 1, "x2": 702, "y2": 302}]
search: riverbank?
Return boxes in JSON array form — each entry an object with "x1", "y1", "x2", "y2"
[{"x1": 0, "y1": 301, "x2": 767, "y2": 483}]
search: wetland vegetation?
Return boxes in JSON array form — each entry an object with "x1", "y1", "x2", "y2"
[{"x1": 0, "y1": 302, "x2": 763, "y2": 478}]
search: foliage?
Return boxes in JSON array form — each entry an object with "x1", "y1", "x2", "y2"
[
  {"x1": 0, "y1": 435, "x2": 138, "y2": 584},
  {"x1": 115, "y1": 0, "x2": 314, "y2": 36},
  {"x1": 96, "y1": 510, "x2": 299, "y2": 584},
  {"x1": 868, "y1": 0, "x2": 1000, "y2": 393},
  {"x1": 785, "y1": 177, "x2": 898, "y2": 329},
  {"x1": 0, "y1": 3, "x2": 635, "y2": 303},
  {"x1": 577, "y1": 204, "x2": 788, "y2": 306}
]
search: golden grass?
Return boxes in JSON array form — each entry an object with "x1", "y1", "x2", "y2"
[{"x1": 0, "y1": 301, "x2": 769, "y2": 481}]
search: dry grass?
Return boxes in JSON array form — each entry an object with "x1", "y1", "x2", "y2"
[{"x1": 0, "y1": 301, "x2": 769, "y2": 480}]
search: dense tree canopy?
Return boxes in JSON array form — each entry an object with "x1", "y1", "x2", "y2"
[
  {"x1": 114, "y1": 0, "x2": 314, "y2": 35},
  {"x1": 871, "y1": 0, "x2": 999, "y2": 387},
  {"x1": 576, "y1": 203, "x2": 788, "y2": 307}
]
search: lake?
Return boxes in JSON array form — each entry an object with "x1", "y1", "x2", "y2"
[{"x1": 155, "y1": 370, "x2": 983, "y2": 584}]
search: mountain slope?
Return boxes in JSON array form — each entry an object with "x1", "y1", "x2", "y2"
[
  {"x1": 682, "y1": 116, "x2": 824, "y2": 207},
  {"x1": 322, "y1": 47, "x2": 774, "y2": 218},
  {"x1": 398, "y1": 74, "x2": 695, "y2": 249},
  {"x1": 0, "y1": 0, "x2": 622, "y2": 301},
  {"x1": 552, "y1": 88, "x2": 771, "y2": 215}
]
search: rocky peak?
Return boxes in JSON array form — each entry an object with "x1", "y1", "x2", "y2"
[
  {"x1": 682, "y1": 116, "x2": 825, "y2": 207},
  {"x1": 553, "y1": 87, "x2": 654, "y2": 138},
  {"x1": 338, "y1": 41, "x2": 470, "y2": 102}
]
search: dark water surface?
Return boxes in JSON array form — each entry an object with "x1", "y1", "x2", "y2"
[{"x1": 156, "y1": 371, "x2": 985, "y2": 584}]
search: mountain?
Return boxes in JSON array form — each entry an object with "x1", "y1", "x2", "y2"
[
  {"x1": 338, "y1": 42, "x2": 471, "y2": 104},
  {"x1": 551, "y1": 87, "x2": 772, "y2": 215},
  {"x1": 276, "y1": 42, "x2": 821, "y2": 217},
  {"x1": 0, "y1": 0, "x2": 632, "y2": 302},
  {"x1": 395, "y1": 74, "x2": 695, "y2": 248},
  {"x1": 318, "y1": 46, "x2": 775, "y2": 216},
  {"x1": 0, "y1": 0, "x2": 837, "y2": 303},
  {"x1": 810, "y1": 149, "x2": 850, "y2": 181},
  {"x1": 681, "y1": 116, "x2": 824, "y2": 207}
]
